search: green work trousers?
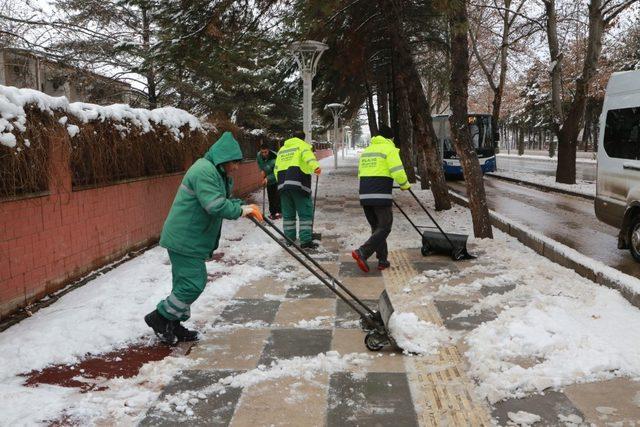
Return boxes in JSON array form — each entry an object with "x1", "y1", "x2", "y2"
[
  {"x1": 280, "y1": 189, "x2": 314, "y2": 244},
  {"x1": 157, "y1": 250, "x2": 207, "y2": 321}
]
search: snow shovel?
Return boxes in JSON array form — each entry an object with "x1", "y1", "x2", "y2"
[
  {"x1": 248, "y1": 216, "x2": 399, "y2": 352},
  {"x1": 394, "y1": 188, "x2": 475, "y2": 261},
  {"x1": 262, "y1": 184, "x2": 266, "y2": 214},
  {"x1": 311, "y1": 174, "x2": 321, "y2": 241}
]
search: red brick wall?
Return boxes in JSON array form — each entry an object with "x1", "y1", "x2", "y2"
[{"x1": 0, "y1": 146, "x2": 333, "y2": 319}]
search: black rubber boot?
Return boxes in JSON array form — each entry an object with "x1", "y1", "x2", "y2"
[
  {"x1": 173, "y1": 321, "x2": 199, "y2": 342},
  {"x1": 300, "y1": 241, "x2": 319, "y2": 250},
  {"x1": 144, "y1": 310, "x2": 177, "y2": 345}
]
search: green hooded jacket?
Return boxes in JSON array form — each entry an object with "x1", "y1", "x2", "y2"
[
  {"x1": 159, "y1": 132, "x2": 244, "y2": 259},
  {"x1": 256, "y1": 150, "x2": 277, "y2": 185}
]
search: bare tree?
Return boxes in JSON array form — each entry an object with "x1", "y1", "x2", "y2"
[
  {"x1": 449, "y1": 0, "x2": 494, "y2": 238},
  {"x1": 469, "y1": 0, "x2": 537, "y2": 149},
  {"x1": 544, "y1": 0, "x2": 638, "y2": 183}
]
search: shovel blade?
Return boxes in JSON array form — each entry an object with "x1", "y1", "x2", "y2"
[{"x1": 421, "y1": 230, "x2": 474, "y2": 260}]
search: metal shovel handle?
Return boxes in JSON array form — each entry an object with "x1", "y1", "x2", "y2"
[
  {"x1": 253, "y1": 216, "x2": 376, "y2": 316},
  {"x1": 248, "y1": 217, "x2": 370, "y2": 318},
  {"x1": 406, "y1": 188, "x2": 457, "y2": 251}
]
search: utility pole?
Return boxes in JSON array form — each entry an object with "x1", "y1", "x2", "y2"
[{"x1": 289, "y1": 41, "x2": 328, "y2": 144}]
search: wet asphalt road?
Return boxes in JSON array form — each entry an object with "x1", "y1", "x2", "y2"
[
  {"x1": 448, "y1": 178, "x2": 640, "y2": 277},
  {"x1": 497, "y1": 156, "x2": 597, "y2": 181}
]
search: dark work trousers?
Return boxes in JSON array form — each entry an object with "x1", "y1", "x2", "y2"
[
  {"x1": 266, "y1": 183, "x2": 281, "y2": 216},
  {"x1": 359, "y1": 205, "x2": 393, "y2": 262}
]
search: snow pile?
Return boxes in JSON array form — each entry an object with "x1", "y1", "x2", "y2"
[
  {"x1": 388, "y1": 312, "x2": 451, "y2": 355},
  {"x1": 507, "y1": 410, "x2": 542, "y2": 426},
  {"x1": 461, "y1": 238, "x2": 640, "y2": 403},
  {"x1": 0, "y1": 85, "x2": 204, "y2": 148}
]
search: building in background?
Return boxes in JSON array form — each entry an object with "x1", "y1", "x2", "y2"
[{"x1": 0, "y1": 48, "x2": 136, "y2": 104}]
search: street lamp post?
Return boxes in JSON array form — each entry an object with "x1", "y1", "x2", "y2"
[
  {"x1": 289, "y1": 40, "x2": 328, "y2": 144},
  {"x1": 343, "y1": 125, "x2": 351, "y2": 158},
  {"x1": 325, "y1": 103, "x2": 344, "y2": 169}
]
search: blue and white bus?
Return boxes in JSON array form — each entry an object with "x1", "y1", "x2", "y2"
[{"x1": 432, "y1": 114, "x2": 497, "y2": 177}]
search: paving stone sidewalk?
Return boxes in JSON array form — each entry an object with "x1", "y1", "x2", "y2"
[{"x1": 140, "y1": 164, "x2": 640, "y2": 427}]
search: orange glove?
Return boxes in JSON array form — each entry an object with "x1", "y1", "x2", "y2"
[
  {"x1": 241, "y1": 204, "x2": 264, "y2": 222},
  {"x1": 314, "y1": 167, "x2": 321, "y2": 176}
]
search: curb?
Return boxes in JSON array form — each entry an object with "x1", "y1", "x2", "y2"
[
  {"x1": 448, "y1": 190, "x2": 640, "y2": 309},
  {"x1": 485, "y1": 173, "x2": 595, "y2": 201}
]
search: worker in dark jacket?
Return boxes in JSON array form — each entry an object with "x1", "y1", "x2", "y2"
[
  {"x1": 352, "y1": 125, "x2": 410, "y2": 272},
  {"x1": 256, "y1": 142, "x2": 281, "y2": 220},
  {"x1": 145, "y1": 132, "x2": 263, "y2": 345}
]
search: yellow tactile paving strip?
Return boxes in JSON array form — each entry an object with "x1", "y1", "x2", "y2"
[{"x1": 383, "y1": 249, "x2": 492, "y2": 427}]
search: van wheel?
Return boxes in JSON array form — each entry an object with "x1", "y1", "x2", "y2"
[{"x1": 628, "y1": 216, "x2": 640, "y2": 262}]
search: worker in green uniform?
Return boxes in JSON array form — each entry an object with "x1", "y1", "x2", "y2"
[
  {"x1": 256, "y1": 142, "x2": 281, "y2": 220},
  {"x1": 352, "y1": 125, "x2": 410, "y2": 272},
  {"x1": 145, "y1": 131, "x2": 263, "y2": 345},
  {"x1": 274, "y1": 132, "x2": 321, "y2": 250}
]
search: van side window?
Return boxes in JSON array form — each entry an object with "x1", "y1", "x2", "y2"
[{"x1": 604, "y1": 107, "x2": 640, "y2": 159}]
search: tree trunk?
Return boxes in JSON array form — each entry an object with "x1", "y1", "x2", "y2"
[
  {"x1": 416, "y1": 143, "x2": 430, "y2": 189},
  {"x1": 491, "y1": 0, "x2": 511, "y2": 153},
  {"x1": 518, "y1": 127, "x2": 524, "y2": 155},
  {"x1": 365, "y1": 80, "x2": 378, "y2": 136},
  {"x1": 582, "y1": 106, "x2": 592, "y2": 151},
  {"x1": 381, "y1": 0, "x2": 451, "y2": 210},
  {"x1": 397, "y1": 83, "x2": 417, "y2": 183},
  {"x1": 377, "y1": 77, "x2": 390, "y2": 128},
  {"x1": 546, "y1": 0, "x2": 605, "y2": 184},
  {"x1": 448, "y1": 0, "x2": 492, "y2": 238},
  {"x1": 549, "y1": 132, "x2": 557, "y2": 158},
  {"x1": 141, "y1": 6, "x2": 158, "y2": 109}
]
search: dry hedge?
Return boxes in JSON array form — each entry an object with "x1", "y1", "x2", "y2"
[
  {"x1": 69, "y1": 119, "x2": 210, "y2": 188},
  {"x1": 0, "y1": 104, "x2": 285, "y2": 199},
  {"x1": 0, "y1": 106, "x2": 52, "y2": 199}
]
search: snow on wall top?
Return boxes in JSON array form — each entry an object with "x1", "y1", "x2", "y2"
[{"x1": 0, "y1": 85, "x2": 205, "y2": 148}]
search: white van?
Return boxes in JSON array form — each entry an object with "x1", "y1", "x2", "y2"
[{"x1": 596, "y1": 70, "x2": 640, "y2": 261}]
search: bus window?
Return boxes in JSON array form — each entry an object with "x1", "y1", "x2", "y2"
[{"x1": 604, "y1": 107, "x2": 640, "y2": 160}]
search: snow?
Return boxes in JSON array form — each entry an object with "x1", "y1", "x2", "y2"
[
  {"x1": 66, "y1": 124, "x2": 80, "y2": 138},
  {"x1": 0, "y1": 132, "x2": 16, "y2": 147},
  {"x1": 490, "y1": 171, "x2": 595, "y2": 197},
  {"x1": 508, "y1": 410, "x2": 542, "y2": 425},
  {"x1": 497, "y1": 153, "x2": 597, "y2": 164},
  {"x1": 151, "y1": 351, "x2": 371, "y2": 416},
  {"x1": 0, "y1": 85, "x2": 204, "y2": 149},
  {"x1": 388, "y1": 312, "x2": 451, "y2": 355},
  {"x1": 3, "y1": 150, "x2": 640, "y2": 423}
]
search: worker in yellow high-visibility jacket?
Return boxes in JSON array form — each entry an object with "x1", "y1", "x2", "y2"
[
  {"x1": 274, "y1": 132, "x2": 321, "y2": 250},
  {"x1": 352, "y1": 125, "x2": 410, "y2": 272}
]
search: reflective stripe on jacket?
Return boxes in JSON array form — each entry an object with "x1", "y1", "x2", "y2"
[
  {"x1": 274, "y1": 137, "x2": 319, "y2": 195},
  {"x1": 358, "y1": 135, "x2": 410, "y2": 206}
]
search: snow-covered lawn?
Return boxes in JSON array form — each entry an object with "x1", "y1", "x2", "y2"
[
  {"x1": 490, "y1": 170, "x2": 595, "y2": 197},
  {"x1": 497, "y1": 152, "x2": 597, "y2": 164},
  {"x1": 2, "y1": 152, "x2": 640, "y2": 424}
]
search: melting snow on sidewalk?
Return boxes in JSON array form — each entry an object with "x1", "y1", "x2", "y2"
[{"x1": 3, "y1": 152, "x2": 640, "y2": 424}]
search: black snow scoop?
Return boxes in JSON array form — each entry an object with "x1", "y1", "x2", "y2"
[
  {"x1": 393, "y1": 188, "x2": 475, "y2": 261},
  {"x1": 311, "y1": 174, "x2": 321, "y2": 241},
  {"x1": 248, "y1": 216, "x2": 399, "y2": 352}
]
